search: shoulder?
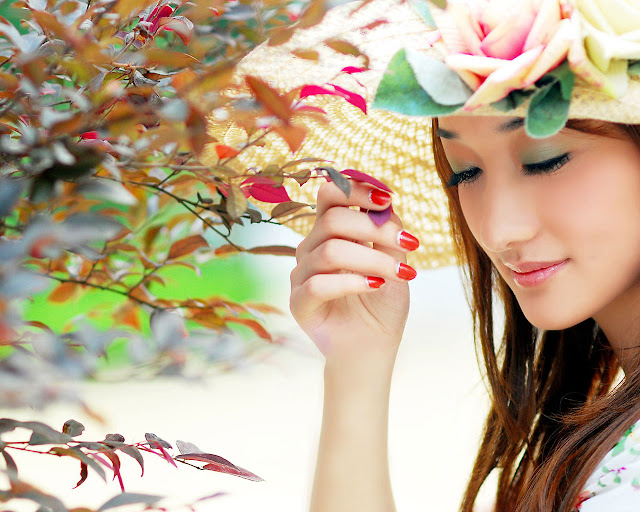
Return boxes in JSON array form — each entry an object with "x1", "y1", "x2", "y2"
[{"x1": 574, "y1": 417, "x2": 640, "y2": 512}]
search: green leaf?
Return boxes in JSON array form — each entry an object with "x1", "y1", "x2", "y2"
[
  {"x1": 491, "y1": 89, "x2": 533, "y2": 112},
  {"x1": 430, "y1": 0, "x2": 447, "y2": 7},
  {"x1": 318, "y1": 166, "x2": 351, "y2": 197},
  {"x1": 525, "y1": 80, "x2": 570, "y2": 139},
  {"x1": 408, "y1": 0, "x2": 435, "y2": 27},
  {"x1": 99, "y1": 493, "x2": 163, "y2": 511},
  {"x1": 546, "y1": 60, "x2": 575, "y2": 100},
  {"x1": 629, "y1": 60, "x2": 640, "y2": 77},
  {"x1": 373, "y1": 49, "x2": 462, "y2": 116},
  {"x1": 62, "y1": 419, "x2": 85, "y2": 437},
  {"x1": 405, "y1": 48, "x2": 473, "y2": 105}
]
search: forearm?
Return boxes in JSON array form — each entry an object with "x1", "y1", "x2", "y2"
[{"x1": 310, "y1": 351, "x2": 398, "y2": 512}]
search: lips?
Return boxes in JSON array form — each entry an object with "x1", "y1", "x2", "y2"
[
  {"x1": 505, "y1": 260, "x2": 567, "y2": 274},
  {"x1": 504, "y1": 259, "x2": 569, "y2": 287}
]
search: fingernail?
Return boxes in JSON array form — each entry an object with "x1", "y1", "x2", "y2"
[
  {"x1": 366, "y1": 276, "x2": 385, "y2": 289},
  {"x1": 396, "y1": 262, "x2": 417, "y2": 280},
  {"x1": 397, "y1": 230, "x2": 420, "y2": 251},
  {"x1": 369, "y1": 189, "x2": 391, "y2": 206}
]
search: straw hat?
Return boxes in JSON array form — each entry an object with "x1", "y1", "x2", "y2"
[{"x1": 205, "y1": 0, "x2": 640, "y2": 269}]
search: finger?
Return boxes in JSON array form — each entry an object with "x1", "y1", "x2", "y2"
[
  {"x1": 291, "y1": 238, "x2": 417, "y2": 286},
  {"x1": 315, "y1": 180, "x2": 392, "y2": 218},
  {"x1": 303, "y1": 206, "x2": 419, "y2": 258},
  {"x1": 290, "y1": 273, "x2": 387, "y2": 321}
]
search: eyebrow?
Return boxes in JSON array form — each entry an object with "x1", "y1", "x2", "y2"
[{"x1": 436, "y1": 118, "x2": 525, "y2": 139}]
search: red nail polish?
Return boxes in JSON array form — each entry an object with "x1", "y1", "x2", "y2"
[
  {"x1": 397, "y1": 230, "x2": 420, "y2": 251},
  {"x1": 366, "y1": 276, "x2": 385, "y2": 289},
  {"x1": 396, "y1": 262, "x2": 417, "y2": 280},
  {"x1": 369, "y1": 189, "x2": 391, "y2": 206}
]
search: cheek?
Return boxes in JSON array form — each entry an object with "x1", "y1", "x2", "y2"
[
  {"x1": 542, "y1": 151, "x2": 640, "y2": 254},
  {"x1": 457, "y1": 186, "x2": 481, "y2": 240}
]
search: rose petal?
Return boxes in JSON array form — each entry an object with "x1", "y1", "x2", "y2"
[
  {"x1": 448, "y1": 3, "x2": 484, "y2": 55},
  {"x1": 445, "y1": 53, "x2": 506, "y2": 77},
  {"x1": 524, "y1": 0, "x2": 562, "y2": 50},
  {"x1": 434, "y1": 8, "x2": 477, "y2": 54},
  {"x1": 480, "y1": 10, "x2": 535, "y2": 59},
  {"x1": 522, "y1": 18, "x2": 572, "y2": 86},
  {"x1": 463, "y1": 46, "x2": 544, "y2": 109}
]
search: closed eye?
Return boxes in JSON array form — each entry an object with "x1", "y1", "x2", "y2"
[{"x1": 446, "y1": 153, "x2": 572, "y2": 188}]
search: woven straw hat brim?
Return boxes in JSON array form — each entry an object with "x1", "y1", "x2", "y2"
[{"x1": 205, "y1": 0, "x2": 640, "y2": 269}]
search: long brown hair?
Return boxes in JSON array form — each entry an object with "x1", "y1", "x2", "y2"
[{"x1": 431, "y1": 118, "x2": 640, "y2": 512}]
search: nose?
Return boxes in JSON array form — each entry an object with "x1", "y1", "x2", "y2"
[{"x1": 477, "y1": 168, "x2": 539, "y2": 254}]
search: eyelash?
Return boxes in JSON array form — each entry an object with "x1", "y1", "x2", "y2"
[{"x1": 446, "y1": 153, "x2": 572, "y2": 188}]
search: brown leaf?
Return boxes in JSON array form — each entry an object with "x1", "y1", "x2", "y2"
[
  {"x1": 144, "y1": 48, "x2": 200, "y2": 68},
  {"x1": 270, "y1": 201, "x2": 308, "y2": 218},
  {"x1": 245, "y1": 76, "x2": 292, "y2": 121},
  {"x1": 267, "y1": 27, "x2": 294, "y2": 46},
  {"x1": 226, "y1": 185, "x2": 247, "y2": 219},
  {"x1": 273, "y1": 124, "x2": 307, "y2": 153},
  {"x1": 214, "y1": 244, "x2": 243, "y2": 256},
  {"x1": 292, "y1": 49, "x2": 319, "y2": 60},
  {"x1": 168, "y1": 234, "x2": 209, "y2": 260},
  {"x1": 325, "y1": 39, "x2": 362, "y2": 57},
  {"x1": 224, "y1": 317, "x2": 272, "y2": 341},
  {"x1": 32, "y1": 11, "x2": 68, "y2": 40},
  {"x1": 189, "y1": 310, "x2": 224, "y2": 329},
  {"x1": 48, "y1": 282, "x2": 79, "y2": 303}
]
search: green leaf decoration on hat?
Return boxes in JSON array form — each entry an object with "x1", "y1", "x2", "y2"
[
  {"x1": 405, "y1": 48, "x2": 473, "y2": 105},
  {"x1": 628, "y1": 60, "x2": 640, "y2": 77},
  {"x1": 373, "y1": 49, "x2": 465, "y2": 116},
  {"x1": 491, "y1": 90, "x2": 533, "y2": 112},
  {"x1": 546, "y1": 60, "x2": 575, "y2": 101}
]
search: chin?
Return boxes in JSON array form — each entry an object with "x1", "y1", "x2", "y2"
[{"x1": 520, "y1": 307, "x2": 589, "y2": 332}]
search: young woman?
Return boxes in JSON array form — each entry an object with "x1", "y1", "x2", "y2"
[
  {"x1": 220, "y1": 0, "x2": 640, "y2": 509},
  {"x1": 291, "y1": 115, "x2": 640, "y2": 512}
]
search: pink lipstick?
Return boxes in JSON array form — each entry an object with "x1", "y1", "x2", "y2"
[{"x1": 508, "y1": 259, "x2": 568, "y2": 288}]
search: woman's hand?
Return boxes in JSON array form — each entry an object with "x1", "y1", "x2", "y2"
[{"x1": 290, "y1": 180, "x2": 419, "y2": 363}]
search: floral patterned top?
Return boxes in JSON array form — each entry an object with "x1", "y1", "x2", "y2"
[{"x1": 572, "y1": 418, "x2": 640, "y2": 511}]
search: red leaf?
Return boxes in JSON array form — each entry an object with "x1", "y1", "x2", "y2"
[
  {"x1": 80, "y1": 131, "x2": 99, "y2": 140},
  {"x1": 103, "y1": 451, "x2": 125, "y2": 491},
  {"x1": 299, "y1": 85, "x2": 338, "y2": 99},
  {"x1": 154, "y1": 16, "x2": 194, "y2": 44},
  {"x1": 299, "y1": 84, "x2": 367, "y2": 114},
  {"x1": 341, "y1": 66, "x2": 366, "y2": 74},
  {"x1": 247, "y1": 183, "x2": 291, "y2": 203},
  {"x1": 202, "y1": 462, "x2": 264, "y2": 482},
  {"x1": 74, "y1": 463, "x2": 88, "y2": 489},
  {"x1": 330, "y1": 84, "x2": 367, "y2": 114},
  {"x1": 176, "y1": 453, "x2": 263, "y2": 482},
  {"x1": 91, "y1": 452, "x2": 113, "y2": 471},
  {"x1": 215, "y1": 144, "x2": 240, "y2": 159},
  {"x1": 341, "y1": 169, "x2": 393, "y2": 193}
]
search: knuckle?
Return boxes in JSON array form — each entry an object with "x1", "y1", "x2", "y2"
[
  {"x1": 318, "y1": 238, "x2": 342, "y2": 263},
  {"x1": 321, "y1": 206, "x2": 343, "y2": 235},
  {"x1": 303, "y1": 274, "x2": 323, "y2": 298}
]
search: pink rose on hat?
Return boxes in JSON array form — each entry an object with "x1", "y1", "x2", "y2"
[{"x1": 431, "y1": 0, "x2": 575, "y2": 109}]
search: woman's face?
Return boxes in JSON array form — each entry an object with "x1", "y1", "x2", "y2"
[{"x1": 438, "y1": 116, "x2": 640, "y2": 331}]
